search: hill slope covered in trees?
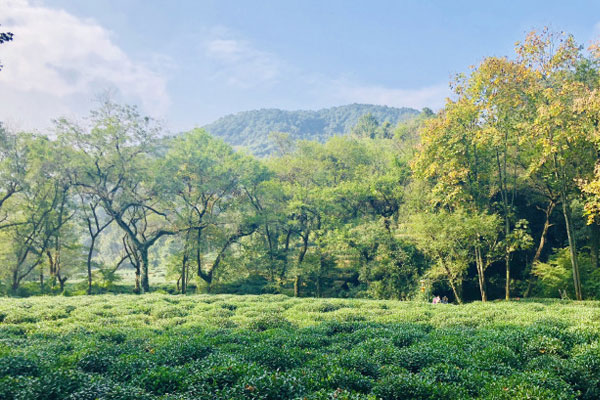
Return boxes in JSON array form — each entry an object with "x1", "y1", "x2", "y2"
[{"x1": 203, "y1": 104, "x2": 420, "y2": 156}]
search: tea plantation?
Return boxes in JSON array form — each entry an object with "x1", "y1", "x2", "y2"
[{"x1": 1, "y1": 295, "x2": 599, "y2": 399}]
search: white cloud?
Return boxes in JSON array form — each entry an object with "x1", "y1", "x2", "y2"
[
  {"x1": 326, "y1": 78, "x2": 450, "y2": 111},
  {"x1": 0, "y1": 0, "x2": 170, "y2": 131},
  {"x1": 200, "y1": 28, "x2": 447, "y2": 111},
  {"x1": 202, "y1": 31, "x2": 282, "y2": 89},
  {"x1": 197, "y1": 25, "x2": 448, "y2": 112}
]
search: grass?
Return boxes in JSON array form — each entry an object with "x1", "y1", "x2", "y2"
[{"x1": 0, "y1": 294, "x2": 599, "y2": 399}]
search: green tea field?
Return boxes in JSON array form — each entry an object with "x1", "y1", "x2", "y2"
[{"x1": 1, "y1": 295, "x2": 599, "y2": 399}]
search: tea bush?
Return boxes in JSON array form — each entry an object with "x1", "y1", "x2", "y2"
[{"x1": 0, "y1": 294, "x2": 599, "y2": 398}]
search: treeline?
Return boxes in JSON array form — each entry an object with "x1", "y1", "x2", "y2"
[
  {"x1": 1, "y1": 29, "x2": 600, "y2": 301},
  {"x1": 203, "y1": 104, "x2": 419, "y2": 156}
]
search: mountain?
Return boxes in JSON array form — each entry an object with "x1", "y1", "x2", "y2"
[{"x1": 203, "y1": 104, "x2": 420, "y2": 156}]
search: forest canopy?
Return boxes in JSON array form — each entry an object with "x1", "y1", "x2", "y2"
[{"x1": 203, "y1": 104, "x2": 420, "y2": 156}]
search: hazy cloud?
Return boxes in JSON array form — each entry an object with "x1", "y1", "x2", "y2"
[
  {"x1": 202, "y1": 31, "x2": 283, "y2": 89},
  {"x1": 200, "y1": 30, "x2": 447, "y2": 112},
  {"x1": 0, "y1": 0, "x2": 170, "y2": 131},
  {"x1": 325, "y1": 78, "x2": 450, "y2": 111}
]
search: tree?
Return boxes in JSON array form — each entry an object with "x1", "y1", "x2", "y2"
[
  {"x1": 0, "y1": 134, "x2": 73, "y2": 292},
  {"x1": 268, "y1": 131, "x2": 296, "y2": 156},
  {"x1": 467, "y1": 57, "x2": 535, "y2": 300},
  {"x1": 76, "y1": 190, "x2": 113, "y2": 294},
  {"x1": 517, "y1": 29, "x2": 597, "y2": 300},
  {"x1": 266, "y1": 135, "x2": 412, "y2": 298},
  {"x1": 406, "y1": 211, "x2": 469, "y2": 304},
  {"x1": 161, "y1": 129, "x2": 268, "y2": 292},
  {"x1": 413, "y1": 98, "x2": 499, "y2": 301},
  {"x1": 57, "y1": 101, "x2": 175, "y2": 293},
  {"x1": 341, "y1": 221, "x2": 423, "y2": 299},
  {"x1": 351, "y1": 114, "x2": 379, "y2": 139}
]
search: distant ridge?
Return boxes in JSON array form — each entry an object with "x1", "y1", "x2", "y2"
[{"x1": 203, "y1": 104, "x2": 420, "y2": 156}]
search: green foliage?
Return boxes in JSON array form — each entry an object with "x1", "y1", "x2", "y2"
[
  {"x1": 0, "y1": 294, "x2": 598, "y2": 399},
  {"x1": 2, "y1": 28, "x2": 600, "y2": 304},
  {"x1": 533, "y1": 248, "x2": 600, "y2": 299},
  {"x1": 204, "y1": 104, "x2": 419, "y2": 156}
]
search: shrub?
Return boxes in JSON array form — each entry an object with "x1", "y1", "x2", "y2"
[
  {"x1": 373, "y1": 372, "x2": 466, "y2": 400},
  {"x1": 136, "y1": 365, "x2": 188, "y2": 395},
  {"x1": 248, "y1": 313, "x2": 294, "y2": 331},
  {"x1": 0, "y1": 294, "x2": 599, "y2": 399},
  {"x1": 0, "y1": 355, "x2": 40, "y2": 378}
]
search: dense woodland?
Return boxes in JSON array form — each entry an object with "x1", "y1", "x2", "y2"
[
  {"x1": 1, "y1": 29, "x2": 600, "y2": 302},
  {"x1": 203, "y1": 104, "x2": 419, "y2": 156}
]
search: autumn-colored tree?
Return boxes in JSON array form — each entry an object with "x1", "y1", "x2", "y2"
[{"x1": 517, "y1": 29, "x2": 597, "y2": 300}]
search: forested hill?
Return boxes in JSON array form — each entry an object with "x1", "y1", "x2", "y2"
[{"x1": 203, "y1": 104, "x2": 420, "y2": 156}]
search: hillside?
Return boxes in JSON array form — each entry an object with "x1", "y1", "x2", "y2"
[{"x1": 203, "y1": 104, "x2": 420, "y2": 156}]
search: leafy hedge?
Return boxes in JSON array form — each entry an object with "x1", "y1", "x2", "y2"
[{"x1": 0, "y1": 294, "x2": 599, "y2": 399}]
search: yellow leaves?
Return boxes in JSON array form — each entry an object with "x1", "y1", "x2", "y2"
[
  {"x1": 590, "y1": 40, "x2": 600, "y2": 60},
  {"x1": 515, "y1": 28, "x2": 582, "y2": 77},
  {"x1": 580, "y1": 164, "x2": 600, "y2": 224}
]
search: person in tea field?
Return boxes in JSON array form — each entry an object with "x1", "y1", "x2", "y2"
[{"x1": 432, "y1": 296, "x2": 441, "y2": 304}]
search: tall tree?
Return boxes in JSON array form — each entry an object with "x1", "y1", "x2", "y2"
[
  {"x1": 0, "y1": 134, "x2": 72, "y2": 292},
  {"x1": 161, "y1": 129, "x2": 267, "y2": 292},
  {"x1": 57, "y1": 101, "x2": 175, "y2": 293},
  {"x1": 517, "y1": 29, "x2": 597, "y2": 300},
  {"x1": 413, "y1": 98, "x2": 499, "y2": 301},
  {"x1": 467, "y1": 57, "x2": 535, "y2": 299},
  {"x1": 76, "y1": 191, "x2": 113, "y2": 294}
]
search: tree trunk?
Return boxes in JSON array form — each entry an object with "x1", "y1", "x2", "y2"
[
  {"x1": 315, "y1": 275, "x2": 321, "y2": 298},
  {"x1": 141, "y1": 247, "x2": 150, "y2": 293},
  {"x1": 279, "y1": 229, "x2": 293, "y2": 281},
  {"x1": 552, "y1": 149, "x2": 582, "y2": 300},
  {"x1": 181, "y1": 251, "x2": 188, "y2": 294},
  {"x1": 533, "y1": 200, "x2": 555, "y2": 265},
  {"x1": 505, "y1": 252, "x2": 510, "y2": 300},
  {"x1": 195, "y1": 228, "x2": 208, "y2": 285},
  {"x1": 294, "y1": 275, "x2": 300, "y2": 297},
  {"x1": 443, "y1": 263, "x2": 462, "y2": 304},
  {"x1": 294, "y1": 230, "x2": 309, "y2": 298},
  {"x1": 265, "y1": 223, "x2": 275, "y2": 281},
  {"x1": 496, "y1": 148, "x2": 512, "y2": 301},
  {"x1": 475, "y1": 247, "x2": 487, "y2": 302},
  {"x1": 562, "y1": 198, "x2": 582, "y2": 300},
  {"x1": 46, "y1": 249, "x2": 56, "y2": 286},
  {"x1": 590, "y1": 222, "x2": 599, "y2": 270},
  {"x1": 39, "y1": 268, "x2": 44, "y2": 293},
  {"x1": 134, "y1": 266, "x2": 141, "y2": 294},
  {"x1": 525, "y1": 199, "x2": 556, "y2": 298},
  {"x1": 447, "y1": 276, "x2": 462, "y2": 305},
  {"x1": 87, "y1": 236, "x2": 95, "y2": 295},
  {"x1": 503, "y1": 209, "x2": 510, "y2": 301},
  {"x1": 11, "y1": 272, "x2": 19, "y2": 293},
  {"x1": 58, "y1": 273, "x2": 67, "y2": 292}
]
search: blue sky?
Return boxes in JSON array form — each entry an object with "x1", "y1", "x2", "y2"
[{"x1": 1, "y1": 0, "x2": 599, "y2": 132}]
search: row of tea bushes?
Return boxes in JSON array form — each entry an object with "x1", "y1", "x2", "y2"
[{"x1": 0, "y1": 294, "x2": 599, "y2": 398}]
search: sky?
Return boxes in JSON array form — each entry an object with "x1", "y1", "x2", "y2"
[{"x1": 1, "y1": 0, "x2": 599, "y2": 133}]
